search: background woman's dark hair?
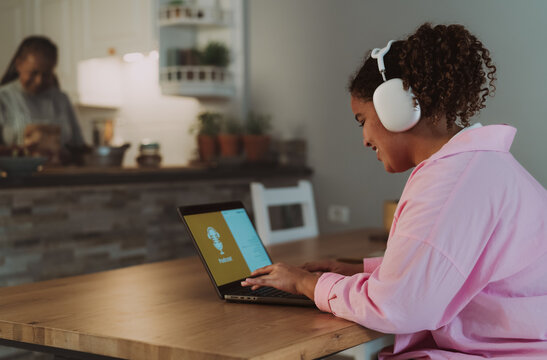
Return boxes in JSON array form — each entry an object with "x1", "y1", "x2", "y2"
[
  {"x1": 348, "y1": 23, "x2": 497, "y2": 129},
  {"x1": 1, "y1": 35, "x2": 59, "y2": 87}
]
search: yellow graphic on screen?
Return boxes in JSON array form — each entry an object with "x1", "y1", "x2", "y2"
[{"x1": 185, "y1": 212, "x2": 250, "y2": 285}]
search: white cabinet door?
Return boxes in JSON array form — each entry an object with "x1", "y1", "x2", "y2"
[
  {"x1": 0, "y1": 0, "x2": 33, "y2": 77},
  {"x1": 80, "y1": 0, "x2": 156, "y2": 59},
  {"x1": 32, "y1": 0, "x2": 79, "y2": 100}
]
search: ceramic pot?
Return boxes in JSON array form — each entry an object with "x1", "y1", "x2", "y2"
[
  {"x1": 242, "y1": 134, "x2": 270, "y2": 162},
  {"x1": 217, "y1": 134, "x2": 240, "y2": 157},
  {"x1": 197, "y1": 135, "x2": 217, "y2": 162}
]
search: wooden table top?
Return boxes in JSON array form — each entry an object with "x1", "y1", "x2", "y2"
[{"x1": 0, "y1": 228, "x2": 388, "y2": 360}]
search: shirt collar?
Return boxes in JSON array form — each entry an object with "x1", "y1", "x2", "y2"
[
  {"x1": 452, "y1": 122, "x2": 483, "y2": 139},
  {"x1": 427, "y1": 124, "x2": 517, "y2": 163}
]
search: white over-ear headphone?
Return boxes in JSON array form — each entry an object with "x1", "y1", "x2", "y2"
[{"x1": 371, "y1": 40, "x2": 421, "y2": 132}]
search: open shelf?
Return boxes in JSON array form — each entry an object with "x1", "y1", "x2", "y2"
[
  {"x1": 157, "y1": 0, "x2": 244, "y2": 107},
  {"x1": 160, "y1": 65, "x2": 234, "y2": 98}
]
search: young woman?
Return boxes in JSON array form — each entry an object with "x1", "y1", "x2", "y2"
[
  {"x1": 0, "y1": 36, "x2": 84, "y2": 147},
  {"x1": 242, "y1": 23, "x2": 547, "y2": 359}
]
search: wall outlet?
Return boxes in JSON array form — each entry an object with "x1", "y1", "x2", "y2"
[{"x1": 328, "y1": 205, "x2": 350, "y2": 224}]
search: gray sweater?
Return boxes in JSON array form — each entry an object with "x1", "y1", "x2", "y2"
[{"x1": 0, "y1": 80, "x2": 84, "y2": 146}]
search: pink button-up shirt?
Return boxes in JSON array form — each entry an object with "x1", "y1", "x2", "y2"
[{"x1": 315, "y1": 125, "x2": 547, "y2": 359}]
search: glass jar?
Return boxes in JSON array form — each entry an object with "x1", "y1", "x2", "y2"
[{"x1": 136, "y1": 141, "x2": 162, "y2": 168}]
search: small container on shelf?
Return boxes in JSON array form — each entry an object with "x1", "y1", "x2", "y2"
[
  {"x1": 136, "y1": 140, "x2": 162, "y2": 168},
  {"x1": 159, "y1": 0, "x2": 230, "y2": 27}
]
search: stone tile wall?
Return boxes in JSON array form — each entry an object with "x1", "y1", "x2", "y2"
[{"x1": 0, "y1": 180, "x2": 253, "y2": 286}]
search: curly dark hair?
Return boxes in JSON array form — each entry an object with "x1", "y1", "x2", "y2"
[{"x1": 348, "y1": 23, "x2": 497, "y2": 129}]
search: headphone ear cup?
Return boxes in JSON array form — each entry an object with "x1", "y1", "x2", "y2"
[{"x1": 373, "y1": 78, "x2": 421, "y2": 132}]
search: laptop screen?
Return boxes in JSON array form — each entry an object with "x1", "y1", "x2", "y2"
[{"x1": 183, "y1": 208, "x2": 272, "y2": 286}]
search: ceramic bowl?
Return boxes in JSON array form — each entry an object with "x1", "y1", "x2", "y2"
[
  {"x1": 0, "y1": 156, "x2": 47, "y2": 177},
  {"x1": 83, "y1": 143, "x2": 130, "y2": 167}
]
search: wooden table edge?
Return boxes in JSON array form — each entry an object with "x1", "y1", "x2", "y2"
[{"x1": 0, "y1": 317, "x2": 387, "y2": 360}]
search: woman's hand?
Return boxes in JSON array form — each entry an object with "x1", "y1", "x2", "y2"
[
  {"x1": 241, "y1": 263, "x2": 320, "y2": 300},
  {"x1": 301, "y1": 259, "x2": 363, "y2": 276}
]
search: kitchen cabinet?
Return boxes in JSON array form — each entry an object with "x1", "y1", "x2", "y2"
[
  {"x1": 79, "y1": 0, "x2": 156, "y2": 59},
  {"x1": 158, "y1": 0, "x2": 247, "y2": 116},
  {"x1": 31, "y1": 0, "x2": 79, "y2": 100},
  {"x1": 0, "y1": 0, "x2": 33, "y2": 80}
]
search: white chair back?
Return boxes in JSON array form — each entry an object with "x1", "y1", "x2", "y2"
[{"x1": 250, "y1": 180, "x2": 318, "y2": 245}]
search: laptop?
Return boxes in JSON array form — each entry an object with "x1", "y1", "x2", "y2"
[{"x1": 177, "y1": 201, "x2": 315, "y2": 307}]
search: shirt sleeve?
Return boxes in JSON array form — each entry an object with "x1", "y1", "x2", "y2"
[
  {"x1": 314, "y1": 234, "x2": 467, "y2": 334},
  {"x1": 314, "y1": 257, "x2": 383, "y2": 311},
  {"x1": 363, "y1": 256, "x2": 383, "y2": 273}
]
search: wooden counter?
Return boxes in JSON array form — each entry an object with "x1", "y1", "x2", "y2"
[{"x1": 0, "y1": 164, "x2": 313, "y2": 188}]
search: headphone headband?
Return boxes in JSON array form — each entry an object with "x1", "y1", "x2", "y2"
[{"x1": 371, "y1": 40, "x2": 394, "y2": 82}]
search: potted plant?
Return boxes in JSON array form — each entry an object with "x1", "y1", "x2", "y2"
[
  {"x1": 200, "y1": 41, "x2": 230, "y2": 67},
  {"x1": 217, "y1": 117, "x2": 242, "y2": 158},
  {"x1": 192, "y1": 111, "x2": 221, "y2": 162},
  {"x1": 242, "y1": 112, "x2": 271, "y2": 162},
  {"x1": 199, "y1": 41, "x2": 230, "y2": 81}
]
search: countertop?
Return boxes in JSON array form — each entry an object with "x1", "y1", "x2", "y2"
[{"x1": 0, "y1": 163, "x2": 313, "y2": 189}]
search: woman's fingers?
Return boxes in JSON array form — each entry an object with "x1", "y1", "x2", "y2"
[
  {"x1": 250, "y1": 265, "x2": 274, "y2": 276},
  {"x1": 242, "y1": 263, "x2": 290, "y2": 291},
  {"x1": 244, "y1": 276, "x2": 269, "y2": 285},
  {"x1": 242, "y1": 268, "x2": 274, "y2": 287},
  {"x1": 241, "y1": 274, "x2": 272, "y2": 290}
]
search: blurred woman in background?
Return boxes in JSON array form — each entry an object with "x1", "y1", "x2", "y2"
[{"x1": 0, "y1": 35, "x2": 84, "y2": 150}]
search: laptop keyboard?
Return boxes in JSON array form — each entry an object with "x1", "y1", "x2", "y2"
[{"x1": 233, "y1": 286, "x2": 308, "y2": 299}]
